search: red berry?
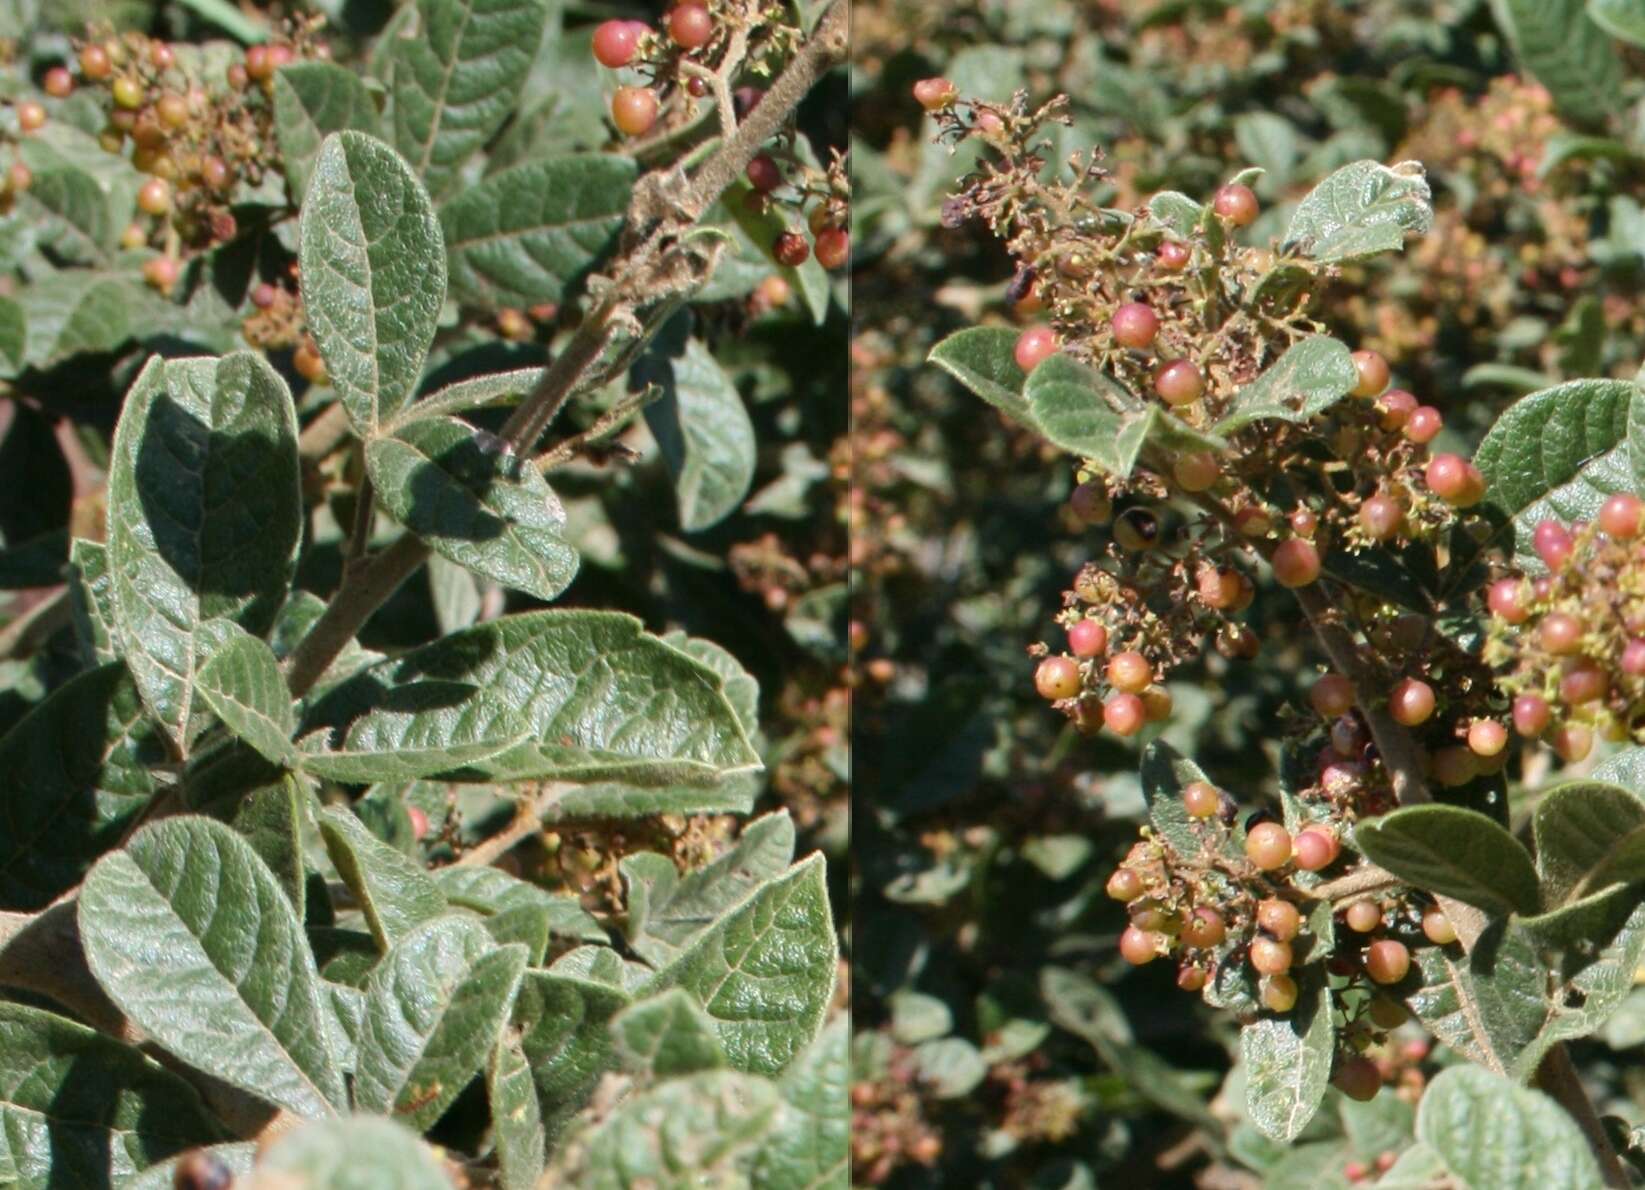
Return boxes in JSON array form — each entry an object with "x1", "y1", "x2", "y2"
[
  {"x1": 1172, "y1": 451, "x2": 1219, "y2": 493},
  {"x1": 1552, "y1": 722, "x2": 1594, "y2": 763},
  {"x1": 1035, "y1": 656, "x2": 1081, "y2": 700},
  {"x1": 600, "y1": 19, "x2": 646, "y2": 68},
  {"x1": 1106, "y1": 867, "x2": 1144, "y2": 901},
  {"x1": 1425, "y1": 453, "x2": 1471, "y2": 503},
  {"x1": 1559, "y1": 659, "x2": 1608, "y2": 706},
  {"x1": 912, "y1": 77, "x2": 956, "y2": 111},
  {"x1": 268, "y1": 44, "x2": 295, "y2": 71},
  {"x1": 1375, "y1": 389, "x2": 1417, "y2": 430},
  {"x1": 1467, "y1": 719, "x2": 1508, "y2": 757},
  {"x1": 141, "y1": 256, "x2": 179, "y2": 291},
  {"x1": 1389, "y1": 677, "x2": 1435, "y2": 726},
  {"x1": 1310, "y1": 673, "x2": 1354, "y2": 718},
  {"x1": 1365, "y1": 939, "x2": 1410, "y2": 984},
  {"x1": 1257, "y1": 898, "x2": 1301, "y2": 941},
  {"x1": 1533, "y1": 521, "x2": 1574, "y2": 571},
  {"x1": 1107, "y1": 651, "x2": 1152, "y2": 694},
  {"x1": 774, "y1": 231, "x2": 809, "y2": 267},
  {"x1": 1177, "y1": 964, "x2": 1208, "y2": 992},
  {"x1": 1262, "y1": 973, "x2": 1299, "y2": 1012},
  {"x1": 1111, "y1": 301, "x2": 1159, "y2": 349},
  {"x1": 668, "y1": 4, "x2": 714, "y2": 49},
  {"x1": 1068, "y1": 619, "x2": 1107, "y2": 658},
  {"x1": 815, "y1": 227, "x2": 849, "y2": 271},
  {"x1": 15, "y1": 101, "x2": 45, "y2": 133},
  {"x1": 1512, "y1": 693, "x2": 1551, "y2": 737},
  {"x1": 1153, "y1": 359, "x2": 1204, "y2": 406},
  {"x1": 1250, "y1": 936, "x2": 1293, "y2": 975},
  {"x1": 1404, "y1": 405, "x2": 1443, "y2": 443},
  {"x1": 1119, "y1": 925, "x2": 1158, "y2": 964},
  {"x1": 1333, "y1": 1055, "x2": 1382, "y2": 1102},
  {"x1": 1156, "y1": 239, "x2": 1191, "y2": 270},
  {"x1": 1349, "y1": 349, "x2": 1390, "y2": 398},
  {"x1": 1015, "y1": 326, "x2": 1058, "y2": 372},
  {"x1": 1212, "y1": 183, "x2": 1259, "y2": 226},
  {"x1": 1539, "y1": 612, "x2": 1583, "y2": 655},
  {"x1": 1359, "y1": 494, "x2": 1403, "y2": 541},
  {"x1": 1183, "y1": 907, "x2": 1226, "y2": 948},
  {"x1": 244, "y1": 45, "x2": 274, "y2": 82},
  {"x1": 79, "y1": 44, "x2": 113, "y2": 80},
  {"x1": 1294, "y1": 827, "x2": 1340, "y2": 871},
  {"x1": 1245, "y1": 822, "x2": 1292, "y2": 871},
  {"x1": 746, "y1": 153, "x2": 782, "y2": 192},
  {"x1": 1104, "y1": 693, "x2": 1146, "y2": 737},
  {"x1": 1182, "y1": 781, "x2": 1220, "y2": 818},
  {"x1": 1069, "y1": 481, "x2": 1111, "y2": 524},
  {"x1": 150, "y1": 41, "x2": 175, "y2": 70},
  {"x1": 1271, "y1": 538, "x2": 1321, "y2": 588},
  {"x1": 611, "y1": 86, "x2": 659, "y2": 136},
  {"x1": 43, "y1": 67, "x2": 73, "y2": 98},
  {"x1": 687, "y1": 75, "x2": 709, "y2": 97},
  {"x1": 1487, "y1": 578, "x2": 1528, "y2": 624},
  {"x1": 1600, "y1": 493, "x2": 1644, "y2": 539},
  {"x1": 137, "y1": 177, "x2": 171, "y2": 215},
  {"x1": 1422, "y1": 909, "x2": 1457, "y2": 945},
  {"x1": 1344, "y1": 900, "x2": 1382, "y2": 932}
]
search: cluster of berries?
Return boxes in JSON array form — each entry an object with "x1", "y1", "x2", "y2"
[
  {"x1": 1484, "y1": 496, "x2": 1645, "y2": 760},
  {"x1": 31, "y1": 28, "x2": 320, "y2": 292},
  {"x1": 1106, "y1": 772, "x2": 1454, "y2": 1103},
  {"x1": 594, "y1": 8, "x2": 848, "y2": 273}
]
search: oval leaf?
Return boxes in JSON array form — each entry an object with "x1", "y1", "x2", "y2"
[
  {"x1": 1212, "y1": 336, "x2": 1358, "y2": 434},
  {"x1": 1280, "y1": 159, "x2": 1433, "y2": 262},
  {"x1": 272, "y1": 61, "x2": 384, "y2": 202},
  {"x1": 1240, "y1": 972, "x2": 1334, "y2": 1142},
  {"x1": 366, "y1": 414, "x2": 578, "y2": 600},
  {"x1": 299, "y1": 131, "x2": 446, "y2": 433},
  {"x1": 195, "y1": 623, "x2": 299, "y2": 768},
  {"x1": 107, "y1": 352, "x2": 302, "y2": 751},
  {"x1": 1354, "y1": 804, "x2": 1541, "y2": 916},
  {"x1": 638, "y1": 335, "x2": 757, "y2": 533},
  {"x1": 1415, "y1": 1066, "x2": 1603, "y2": 1189},
  {"x1": 317, "y1": 805, "x2": 447, "y2": 950},
  {"x1": 1532, "y1": 780, "x2": 1645, "y2": 903},
  {"x1": 928, "y1": 326, "x2": 1035, "y2": 428},
  {"x1": 78, "y1": 817, "x2": 346, "y2": 1118}
]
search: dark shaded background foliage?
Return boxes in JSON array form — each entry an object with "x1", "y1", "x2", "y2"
[{"x1": 850, "y1": 1, "x2": 1645, "y2": 1185}]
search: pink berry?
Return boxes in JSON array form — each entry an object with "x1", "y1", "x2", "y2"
[
  {"x1": 1068, "y1": 619, "x2": 1108, "y2": 658},
  {"x1": 592, "y1": 18, "x2": 641, "y2": 66},
  {"x1": 1375, "y1": 389, "x2": 1417, "y2": 430},
  {"x1": 1389, "y1": 677, "x2": 1435, "y2": 726},
  {"x1": 1153, "y1": 359, "x2": 1204, "y2": 406},
  {"x1": 1311, "y1": 673, "x2": 1354, "y2": 718},
  {"x1": 1035, "y1": 656, "x2": 1081, "y2": 700},
  {"x1": 1533, "y1": 521, "x2": 1574, "y2": 571},
  {"x1": 408, "y1": 806, "x2": 429, "y2": 840},
  {"x1": 667, "y1": 3, "x2": 714, "y2": 49},
  {"x1": 1212, "y1": 183, "x2": 1259, "y2": 226},
  {"x1": 746, "y1": 153, "x2": 783, "y2": 192},
  {"x1": 1559, "y1": 659, "x2": 1608, "y2": 706},
  {"x1": 1156, "y1": 239, "x2": 1191, "y2": 270},
  {"x1": 1111, "y1": 302, "x2": 1160, "y2": 349},
  {"x1": 1468, "y1": 720, "x2": 1508, "y2": 757},
  {"x1": 1271, "y1": 538, "x2": 1321, "y2": 588},
  {"x1": 1513, "y1": 694, "x2": 1551, "y2": 737},
  {"x1": 912, "y1": 77, "x2": 956, "y2": 111},
  {"x1": 1486, "y1": 578, "x2": 1528, "y2": 624},
  {"x1": 1015, "y1": 327, "x2": 1057, "y2": 371},
  {"x1": 1359, "y1": 494, "x2": 1403, "y2": 541},
  {"x1": 1119, "y1": 925, "x2": 1158, "y2": 964},
  {"x1": 1104, "y1": 693, "x2": 1146, "y2": 737},
  {"x1": 1349, "y1": 350, "x2": 1390, "y2": 398},
  {"x1": 1600, "y1": 493, "x2": 1644, "y2": 539},
  {"x1": 1623, "y1": 639, "x2": 1645, "y2": 676},
  {"x1": 1539, "y1": 612, "x2": 1583, "y2": 655},
  {"x1": 1172, "y1": 451, "x2": 1219, "y2": 493},
  {"x1": 1293, "y1": 827, "x2": 1340, "y2": 871},
  {"x1": 1404, "y1": 406, "x2": 1443, "y2": 443}
]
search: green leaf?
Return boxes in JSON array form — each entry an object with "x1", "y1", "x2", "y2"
[
  {"x1": 753, "y1": 1015, "x2": 849, "y2": 1189},
  {"x1": 1532, "y1": 781, "x2": 1645, "y2": 903},
  {"x1": 434, "y1": 865, "x2": 606, "y2": 942},
  {"x1": 1415, "y1": 1066, "x2": 1604, "y2": 1189},
  {"x1": 622, "y1": 810, "x2": 796, "y2": 966},
  {"x1": 489, "y1": 1030, "x2": 545, "y2": 1190},
  {"x1": 1473, "y1": 379, "x2": 1644, "y2": 571},
  {"x1": 514, "y1": 969, "x2": 632, "y2": 1134},
  {"x1": 1240, "y1": 972, "x2": 1335, "y2": 1142},
  {"x1": 441, "y1": 155, "x2": 635, "y2": 309},
  {"x1": 1531, "y1": 890, "x2": 1645, "y2": 1051},
  {"x1": 233, "y1": 775, "x2": 311, "y2": 915},
  {"x1": 1212, "y1": 337, "x2": 1359, "y2": 433},
  {"x1": 928, "y1": 326, "x2": 1036, "y2": 427},
  {"x1": 403, "y1": 365, "x2": 544, "y2": 421},
  {"x1": 546, "y1": 1070, "x2": 779, "y2": 1186},
  {"x1": 366, "y1": 414, "x2": 578, "y2": 599},
  {"x1": 0, "y1": 296, "x2": 23, "y2": 375},
  {"x1": 106, "y1": 353, "x2": 302, "y2": 752},
  {"x1": 17, "y1": 273, "x2": 144, "y2": 368},
  {"x1": 272, "y1": 62, "x2": 385, "y2": 203},
  {"x1": 306, "y1": 611, "x2": 762, "y2": 785},
  {"x1": 1280, "y1": 159, "x2": 1433, "y2": 262},
  {"x1": 1355, "y1": 805, "x2": 1541, "y2": 916},
  {"x1": 1146, "y1": 191, "x2": 1203, "y2": 237},
  {"x1": 1590, "y1": 0, "x2": 1645, "y2": 47},
  {"x1": 0, "y1": 662, "x2": 166, "y2": 909},
  {"x1": 385, "y1": 0, "x2": 549, "y2": 203},
  {"x1": 355, "y1": 915, "x2": 528, "y2": 1130},
  {"x1": 78, "y1": 816, "x2": 346, "y2": 1118},
  {"x1": 1491, "y1": 0, "x2": 1623, "y2": 126},
  {"x1": 298, "y1": 681, "x2": 534, "y2": 783},
  {"x1": 912, "y1": 1037, "x2": 986, "y2": 1098},
  {"x1": 0, "y1": 1002, "x2": 223, "y2": 1186},
  {"x1": 317, "y1": 804, "x2": 447, "y2": 949},
  {"x1": 22, "y1": 167, "x2": 115, "y2": 265},
  {"x1": 195, "y1": 623, "x2": 298, "y2": 767},
  {"x1": 66, "y1": 537, "x2": 118, "y2": 665},
  {"x1": 639, "y1": 853, "x2": 835, "y2": 1076},
  {"x1": 298, "y1": 131, "x2": 446, "y2": 433},
  {"x1": 1407, "y1": 919, "x2": 1550, "y2": 1078},
  {"x1": 638, "y1": 332, "x2": 758, "y2": 533},
  {"x1": 613, "y1": 988, "x2": 729, "y2": 1077},
  {"x1": 259, "y1": 1116, "x2": 451, "y2": 1187},
  {"x1": 1023, "y1": 354, "x2": 1131, "y2": 469}
]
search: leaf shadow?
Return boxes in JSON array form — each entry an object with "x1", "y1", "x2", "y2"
[{"x1": 400, "y1": 430, "x2": 520, "y2": 544}]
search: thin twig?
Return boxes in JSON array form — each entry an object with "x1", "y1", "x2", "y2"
[
  {"x1": 452, "y1": 784, "x2": 570, "y2": 868},
  {"x1": 297, "y1": 401, "x2": 352, "y2": 461}
]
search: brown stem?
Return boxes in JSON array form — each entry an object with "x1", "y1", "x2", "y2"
[
  {"x1": 298, "y1": 401, "x2": 352, "y2": 461},
  {"x1": 452, "y1": 783, "x2": 570, "y2": 868},
  {"x1": 283, "y1": 533, "x2": 430, "y2": 699},
  {"x1": 1536, "y1": 1045, "x2": 1630, "y2": 1188}
]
